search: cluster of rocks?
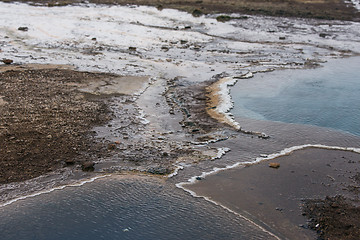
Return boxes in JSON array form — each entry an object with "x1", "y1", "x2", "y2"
[{"x1": 0, "y1": 68, "x2": 114, "y2": 183}]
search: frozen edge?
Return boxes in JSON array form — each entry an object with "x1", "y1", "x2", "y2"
[
  {"x1": 176, "y1": 144, "x2": 360, "y2": 239},
  {"x1": 214, "y1": 77, "x2": 240, "y2": 129},
  {"x1": 215, "y1": 72, "x2": 253, "y2": 130},
  {"x1": 177, "y1": 144, "x2": 360, "y2": 186},
  {"x1": 212, "y1": 147, "x2": 231, "y2": 160},
  {"x1": 167, "y1": 164, "x2": 185, "y2": 178},
  {"x1": 168, "y1": 147, "x2": 230, "y2": 178},
  {"x1": 0, "y1": 174, "x2": 111, "y2": 208}
]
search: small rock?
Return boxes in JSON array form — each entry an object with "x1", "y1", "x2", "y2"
[
  {"x1": 2, "y1": 59, "x2": 13, "y2": 65},
  {"x1": 147, "y1": 167, "x2": 171, "y2": 175},
  {"x1": 128, "y1": 47, "x2": 137, "y2": 51},
  {"x1": 18, "y1": 26, "x2": 29, "y2": 31},
  {"x1": 269, "y1": 162, "x2": 280, "y2": 169},
  {"x1": 65, "y1": 159, "x2": 75, "y2": 165},
  {"x1": 258, "y1": 133, "x2": 270, "y2": 139},
  {"x1": 279, "y1": 36, "x2": 286, "y2": 40},
  {"x1": 192, "y1": 9, "x2": 203, "y2": 17},
  {"x1": 319, "y1": 33, "x2": 329, "y2": 38},
  {"x1": 216, "y1": 15, "x2": 232, "y2": 22},
  {"x1": 196, "y1": 177, "x2": 202, "y2": 180},
  {"x1": 91, "y1": 37, "x2": 97, "y2": 41},
  {"x1": 108, "y1": 144, "x2": 116, "y2": 150},
  {"x1": 161, "y1": 46, "x2": 169, "y2": 51},
  {"x1": 82, "y1": 161, "x2": 95, "y2": 171}
]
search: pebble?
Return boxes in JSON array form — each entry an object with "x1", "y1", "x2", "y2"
[
  {"x1": 2, "y1": 59, "x2": 13, "y2": 64},
  {"x1": 18, "y1": 26, "x2": 29, "y2": 31}
]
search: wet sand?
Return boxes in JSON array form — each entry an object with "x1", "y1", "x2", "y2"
[{"x1": 187, "y1": 147, "x2": 360, "y2": 239}]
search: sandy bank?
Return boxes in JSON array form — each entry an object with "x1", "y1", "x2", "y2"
[{"x1": 186, "y1": 147, "x2": 360, "y2": 239}]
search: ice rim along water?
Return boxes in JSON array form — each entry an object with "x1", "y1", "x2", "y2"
[{"x1": 175, "y1": 144, "x2": 360, "y2": 239}]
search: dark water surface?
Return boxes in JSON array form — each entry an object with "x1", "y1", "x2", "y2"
[
  {"x1": 231, "y1": 57, "x2": 360, "y2": 136},
  {"x1": 0, "y1": 176, "x2": 273, "y2": 240}
]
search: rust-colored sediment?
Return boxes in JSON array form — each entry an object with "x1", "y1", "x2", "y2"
[{"x1": 205, "y1": 78, "x2": 238, "y2": 129}]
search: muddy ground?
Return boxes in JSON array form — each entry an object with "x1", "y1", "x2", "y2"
[
  {"x1": 303, "y1": 195, "x2": 360, "y2": 240},
  {"x1": 0, "y1": 66, "x2": 116, "y2": 184},
  {"x1": 2, "y1": 0, "x2": 359, "y2": 21}
]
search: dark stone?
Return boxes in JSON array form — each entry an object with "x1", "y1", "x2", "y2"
[
  {"x1": 319, "y1": 33, "x2": 329, "y2": 38},
  {"x1": 65, "y1": 159, "x2": 75, "y2": 165},
  {"x1": 216, "y1": 15, "x2": 232, "y2": 22},
  {"x1": 128, "y1": 47, "x2": 137, "y2": 51},
  {"x1": 18, "y1": 27, "x2": 28, "y2": 31},
  {"x1": 108, "y1": 144, "x2": 116, "y2": 150},
  {"x1": 147, "y1": 167, "x2": 171, "y2": 175},
  {"x1": 196, "y1": 177, "x2": 202, "y2": 180},
  {"x1": 82, "y1": 161, "x2": 95, "y2": 171},
  {"x1": 279, "y1": 36, "x2": 286, "y2": 40},
  {"x1": 2, "y1": 59, "x2": 13, "y2": 65},
  {"x1": 192, "y1": 9, "x2": 203, "y2": 17}
]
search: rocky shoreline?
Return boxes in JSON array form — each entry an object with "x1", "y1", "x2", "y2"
[
  {"x1": 1, "y1": 1, "x2": 360, "y2": 239},
  {"x1": 0, "y1": 65, "x2": 113, "y2": 183}
]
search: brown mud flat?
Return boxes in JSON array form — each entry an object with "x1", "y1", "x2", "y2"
[
  {"x1": 187, "y1": 147, "x2": 360, "y2": 239},
  {"x1": 1, "y1": 0, "x2": 359, "y2": 21},
  {"x1": 0, "y1": 65, "x2": 116, "y2": 184}
]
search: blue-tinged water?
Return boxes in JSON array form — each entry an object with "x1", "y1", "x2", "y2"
[
  {"x1": 231, "y1": 57, "x2": 360, "y2": 136},
  {"x1": 0, "y1": 176, "x2": 272, "y2": 240}
]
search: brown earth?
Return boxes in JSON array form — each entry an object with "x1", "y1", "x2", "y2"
[
  {"x1": 0, "y1": 65, "x2": 116, "y2": 184},
  {"x1": 303, "y1": 195, "x2": 360, "y2": 240},
  {"x1": 1, "y1": 0, "x2": 359, "y2": 21}
]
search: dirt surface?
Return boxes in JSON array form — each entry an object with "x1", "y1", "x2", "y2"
[
  {"x1": 303, "y1": 196, "x2": 360, "y2": 240},
  {"x1": 2, "y1": 0, "x2": 359, "y2": 21},
  {"x1": 165, "y1": 75, "x2": 229, "y2": 135},
  {"x1": 0, "y1": 66, "x2": 116, "y2": 184}
]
